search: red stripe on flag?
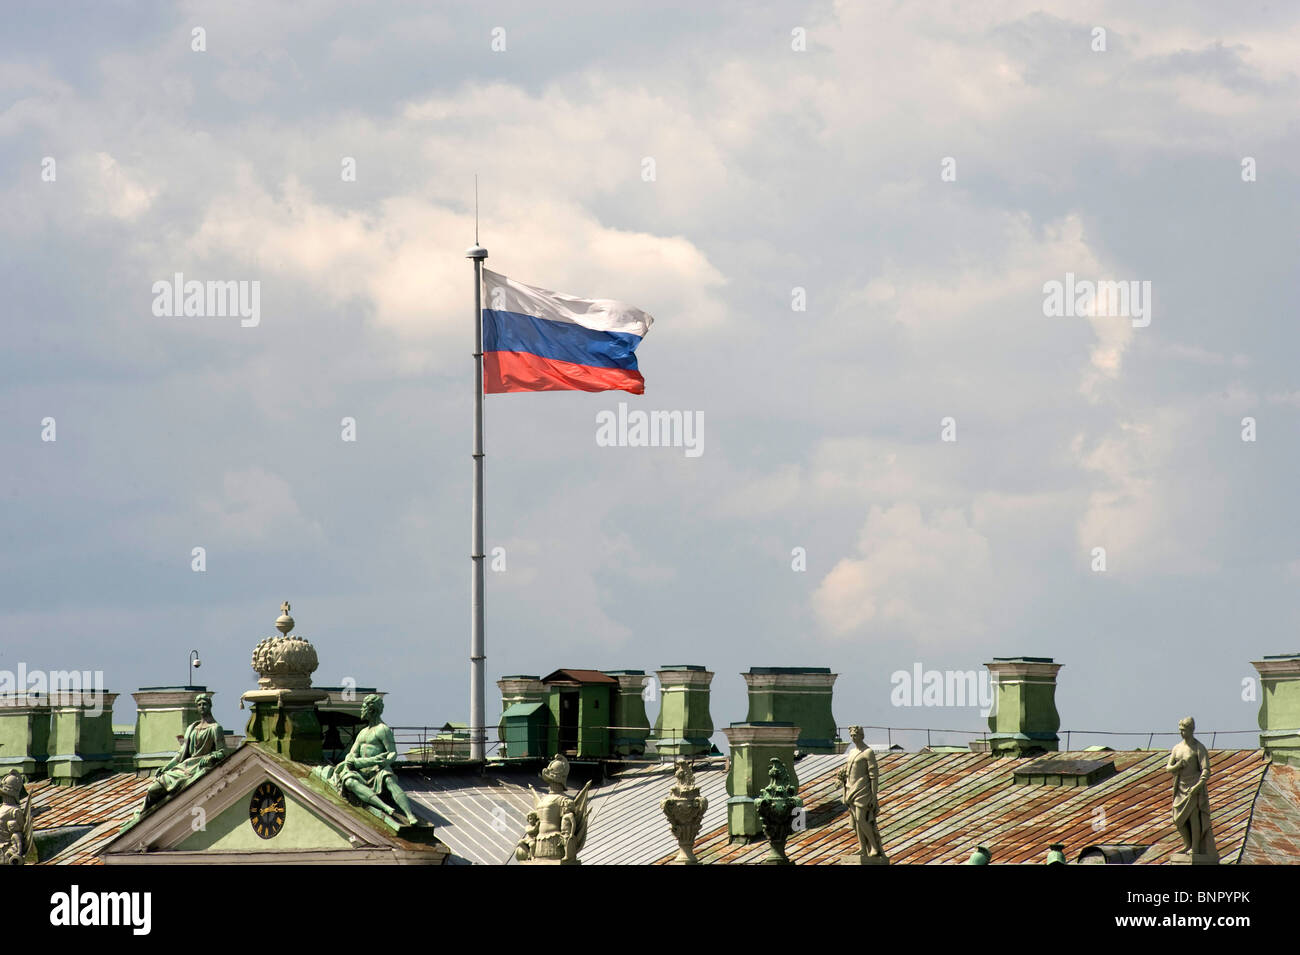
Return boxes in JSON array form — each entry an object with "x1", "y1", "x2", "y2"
[{"x1": 484, "y1": 350, "x2": 646, "y2": 395}]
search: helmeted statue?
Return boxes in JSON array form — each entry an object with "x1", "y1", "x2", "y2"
[
  {"x1": 0, "y1": 771, "x2": 32, "y2": 865},
  {"x1": 516, "y1": 753, "x2": 591, "y2": 865},
  {"x1": 138, "y1": 693, "x2": 227, "y2": 813},
  {"x1": 313, "y1": 694, "x2": 420, "y2": 826},
  {"x1": 837, "y1": 725, "x2": 887, "y2": 863},
  {"x1": 1165, "y1": 716, "x2": 1217, "y2": 862}
]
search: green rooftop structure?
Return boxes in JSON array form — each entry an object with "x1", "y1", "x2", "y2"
[
  {"x1": 603, "y1": 670, "x2": 652, "y2": 756},
  {"x1": 722, "y1": 721, "x2": 800, "y2": 841},
  {"x1": 652, "y1": 666, "x2": 714, "y2": 757},
  {"x1": 46, "y1": 691, "x2": 119, "y2": 785},
  {"x1": 502, "y1": 702, "x2": 549, "y2": 758},
  {"x1": 984, "y1": 657, "x2": 1062, "y2": 757},
  {"x1": 542, "y1": 669, "x2": 615, "y2": 758},
  {"x1": 742, "y1": 667, "x2": 840, "y2": 754},
  {"x1": 497, "y1": 675, "x2": 545, "y2": 757},
  {"x1": 1252, "y1": 653, "x2": 1300, "y2": 767},
  {"x1": 0, "y1": 694, "x2": 51, "y2": 778}
]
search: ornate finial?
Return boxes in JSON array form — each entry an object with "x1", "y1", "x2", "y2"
[
  {"x1": 251, "y1": 603, "x2": 317, "y2": 691},
  {"x1": 754, "y1": 757, "x2": 803, "y2": 865}
]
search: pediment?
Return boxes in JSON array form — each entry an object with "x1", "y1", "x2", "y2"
[{"x1": 100, "y1": 744, "x2": 447, "y2": 865}]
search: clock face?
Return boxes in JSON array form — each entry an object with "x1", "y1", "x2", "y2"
[{"x1": 249, "y1": 781, "x2": 287, "y2": 839}]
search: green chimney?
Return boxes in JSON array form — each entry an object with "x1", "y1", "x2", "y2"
[
  {"x1": 1252, "y1": 653, "x2": 1300, "y2": 766},
  {"x1": 652, "y1": 666, "x2": 714, "y2": 757},
  {"x1": 603, "y1": 670, "x2": 651, "y2": 756},
  {"x1": 722, "y1": 722, "x2": 800, "y2": 841},
  {"x1": 742, "y1": 667, "x2": 840, "y2": 753},
  {"x1": 0, "y1": 694, "x2": 51, "y2": 778},
  {"x1": 496, "y1": 675, "x2": 545, "y2": 756},
  {"x1": 132, "y1": 686, "x2": 209, "y2": 774},
  {"x1": 47, "y1": 691, "x2": 119, "y2": 785},
  {"x1": 985, "y1": 657, "x2": 1062, "y2": 757}
]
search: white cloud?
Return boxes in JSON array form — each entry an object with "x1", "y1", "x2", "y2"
[{"x1": 813, "y1": 503, "x2": 994, "y2": 643}]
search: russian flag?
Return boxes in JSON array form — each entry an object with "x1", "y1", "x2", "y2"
[{"x1": 482, "y1": 269, "x2": 654, "y2": 395}]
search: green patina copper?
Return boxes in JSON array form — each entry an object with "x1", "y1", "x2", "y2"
[
  {"x1": 312, "y1": 694, "x2": 421, "y2": 827},
  {"x1": 124, "y1": 693, "x2": 226, "y2": 828},
  {"x1": 754, "y1": 756, "x2": 802, "y2": 865}
]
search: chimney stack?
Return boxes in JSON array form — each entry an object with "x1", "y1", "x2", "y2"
[
  {"x1": 1251, "y1": 653, "x2": 1300, "y2": 766},
  {"x1": 0, "y1": 694, "x2": 51, "y2": 779},
  {"x1": 984, "y1": 657, "x2": 1062, "y2": 757},
  {"x1": 722, "y1": 722, "x2": 800, "y2": 841},
  {"x1": 603, "y1": 670, "x2": 652, "y2": 756},
  {"x1": 47, "y1": 690, "x2": 119, "y2": 785},
  {"x1": 742, "y1": 667, "x2": 840, "y2": 754},
  {"x1": 652, "y1": 666, "x2": 714, "y2": 757}
]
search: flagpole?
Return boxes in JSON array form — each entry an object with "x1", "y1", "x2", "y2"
[{"x1": 467, "y1": 238, "x2": 488, "y2": 761}]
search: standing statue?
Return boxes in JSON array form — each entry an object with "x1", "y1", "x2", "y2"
[
  {"x1": 0, "y1": 771, "x2": 32, "y2": 865},
  {"x1": 1164, "y1": 716, "x2": 1217, "y2": 862},
  {"x1": 754, "y1": 757, "x2": 802, "y2": 865},
  {"x1": 837, "y1": 725, "x2": 887, "y2": 863},
  {"x1": 515, "y1": 753, "x2": 591, "y2": 865},
  {"x1": 313, "y1": 694, "x2": 421, "y2": 827},
  {"x1": 661, "y1": 758, "x2": 708, "y2": 864},
  {"x1": 138, "y1": 693, "x2": 228, "y2": 813}
]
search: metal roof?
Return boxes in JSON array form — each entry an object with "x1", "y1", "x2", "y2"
[
  {"x1": 659, "y1": 749, "x2": 1274, "y2": 865},
  {"x1": 581, "y1": 758, "x2": 730, "y2": 865},
  {"x1": 541, "y1": 668, "x2": 617, "y2": 685},
  {"x1": 401, "y1": 770, "x2": 544, "y2": 865},
  {"x1": 1239, "y1": 763, "x2": 1300, "y2": 864}
]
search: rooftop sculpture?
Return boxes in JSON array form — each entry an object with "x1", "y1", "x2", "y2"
[
  {"x1": 838, "y1": 725, "x2": 888, "y2": 864},
  {"x1": 661, "y1": 758, "x2": 708, "y2": 864},
  {"x1": 312, "y1": 694, "x2": 422, "y2": 828},
  {"x1": 130, "y1": 693, "x2": 227, "y2": 822},
  {"x1": 516, "y1": 753, "x2": 591, "y2": 865},
  {"x1": 1, "y1": 771, "x2": 32, "y2": 865},
  {"x1": 1165, "y1": 716, "x2": 1218, "y2": 864},
  {"x1": 754, "y1": 756, "x2": 802, "y2": 864}
]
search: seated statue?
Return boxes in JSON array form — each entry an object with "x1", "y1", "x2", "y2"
[
  {"x1": 313, "y1": 694, "x2": 420, "y2": 827},
  {"x1": 0, "y1": 771, "x2": 31, "y2": 865},
  {"x1": 139, "y1": 693, "x2": 228, "y2": 813},
  {"x1": 516, "y1": 753, "x2": 591, "y2": 865}
]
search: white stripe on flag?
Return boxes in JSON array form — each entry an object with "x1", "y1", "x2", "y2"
[{"x1": 482, "y1": 269, "x2": 654, "y2": 338}]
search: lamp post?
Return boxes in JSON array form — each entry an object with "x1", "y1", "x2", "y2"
[{"x1": 188, "y1": 649, "x2": 202, "y2": 688}]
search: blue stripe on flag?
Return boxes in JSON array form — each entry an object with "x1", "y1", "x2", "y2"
[{"x1": 483, "y1": 309, "x2": 643, "y2": 370}]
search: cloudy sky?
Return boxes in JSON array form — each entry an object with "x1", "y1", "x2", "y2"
[{"x1": 2, "y1": 1, "x2": 1297, "y2": 750}]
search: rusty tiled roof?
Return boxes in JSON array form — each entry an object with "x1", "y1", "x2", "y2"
[
  {"x1": 658, "y1": 749, "x2": 1274, "y2": 865},
  {"x1": 26, "y1": 772, "x2": 152, "y2": 865},
  {"x1": 1239, "y1": 762, "x2": 1300, "y2": 864}
]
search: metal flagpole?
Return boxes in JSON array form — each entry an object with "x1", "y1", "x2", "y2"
[{"x1": 467, "y1": 197, "x2": 488, "y2": 760}]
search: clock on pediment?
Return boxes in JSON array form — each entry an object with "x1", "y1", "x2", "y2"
[{"x1": 249, "y1": 781, "x2": 287, "y2": 839}]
